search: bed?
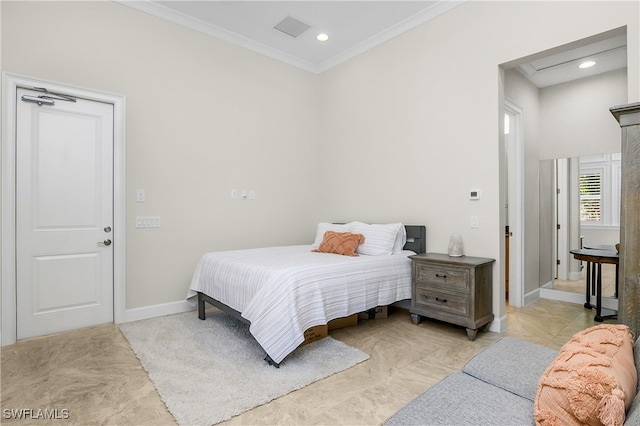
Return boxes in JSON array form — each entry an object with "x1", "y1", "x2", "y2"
[{"x1": 187, "y1": 223, "x2": 426, "y2": 367}]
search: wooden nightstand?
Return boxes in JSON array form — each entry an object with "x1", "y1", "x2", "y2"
[{"x1": 409, "y1": 253, "x2": 495, "y2": 340}]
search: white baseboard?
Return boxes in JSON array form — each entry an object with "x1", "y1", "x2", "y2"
[
  {"x1": 524, "y1": 287, "x2": 541, "y2": 306},
  {"x1": 124, "y1": 300, "x2": 196, "y2": 323},
  {"x1": 569, "y1": 271, "x2": 583, "y2": 281},
  {"x1": 540, "y1": 287, "x2": 585, "y2": 304},
  {"x1": 539, "y1": 288, "x2": 619, "y2": 311},
  {"x1": 489, "y1": 314, "x2": 507, "y2": 333}
]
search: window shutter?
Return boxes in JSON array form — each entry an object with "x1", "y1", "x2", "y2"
[{"x1": 580, "y1": 172, "x2": 601, "y2": 222}]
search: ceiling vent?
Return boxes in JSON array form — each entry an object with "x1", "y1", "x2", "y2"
[{"x1": 273, "y1": 16, "x2": 311, "y2": 38}]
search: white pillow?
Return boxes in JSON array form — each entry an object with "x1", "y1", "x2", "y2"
[
  {"x1": 311, "y1": 222, "x2": 352, "y2": 249},
  {"x1": 351, "y1": 222, "x2": 403, "y2": 256},
  {"x1": 393, "y1": 224, "x2": 407, "y2": 253}
]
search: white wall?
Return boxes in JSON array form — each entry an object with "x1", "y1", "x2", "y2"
[
  {"x1": 581, "y1": 227, "x2": 620, "y2": 247},
  {"x1": 539, "y1": 68, "x2": 628, "y2": 160},
  {"x1": 319, "y1": 1, "x2": 639, "y2": 324},
  {"x1": 1, "y1": 1, "x2": 322, "y2": 310}
]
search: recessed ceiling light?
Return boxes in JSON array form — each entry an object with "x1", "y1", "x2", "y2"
[
  {"x1": 316, "y1": 33, "x2": 329, "y2": 42},
  {"x1": 579, "y1": 60, "x2": 596, "y2": 69}
]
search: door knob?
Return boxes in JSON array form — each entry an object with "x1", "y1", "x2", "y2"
[{"x1": 98, "y1": 239, "x2": 112, "y2": 246}]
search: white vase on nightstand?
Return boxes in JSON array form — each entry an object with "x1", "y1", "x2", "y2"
[{"x1": 448, "y1": 233, "x2": 464, "y2": 257}]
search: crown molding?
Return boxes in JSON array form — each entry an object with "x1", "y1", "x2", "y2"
[
  {"x1": 116, "y1": 0, "x2": 320, "y2": 72},
  {"x1": 315, "y1": 1, "x2": 465, "y2": 73},
  {"x1": 116, "y1": 0, "x2": 465, "y2": 74}
]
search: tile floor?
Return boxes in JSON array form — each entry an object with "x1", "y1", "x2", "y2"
[
  {"x1": 1, "y1": 298, "x2": 613, "y2": 425},
  {"x1": 553, "y1": 263, "x2": 617, "y2": 298}
]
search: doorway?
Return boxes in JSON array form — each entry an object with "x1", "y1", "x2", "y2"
[
  {"x1": 504, "y1": 100, "x2": 524, "y2": 308},
  {"x1": 1, "y1": 73, "x2": 126, "y2": 345}
]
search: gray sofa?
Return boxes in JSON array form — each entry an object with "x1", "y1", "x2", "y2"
[{"x1": 386, "y1": 336, "x2": 640, "y2": 425}]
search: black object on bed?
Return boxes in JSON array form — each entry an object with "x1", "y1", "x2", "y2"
[{"x1": 196, "y1": 224, "x2": 426, "y2": 367}]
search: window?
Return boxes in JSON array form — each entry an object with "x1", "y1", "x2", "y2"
[
  {"x1": 580, "y1": 171, "x2": 601, "y2": 222},
  {"x1": 579, "y1": 154, "x2": 620, "y2": 227}
]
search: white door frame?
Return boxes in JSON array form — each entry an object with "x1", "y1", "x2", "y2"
[
  {"x1": 1, "y1": 72, "x2": 126, "y2": 346},
  {"x1": 555, "y1": 159, "x2": 571, "y2": 280},
  {"x1": 505, "y1": 99, "x2": 525, "y2": 308}
]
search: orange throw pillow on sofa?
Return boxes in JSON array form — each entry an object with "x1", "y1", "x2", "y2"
[
  {"x1": 534, "y1": 324, "x2": 637, "y2": 426},
  {"x1": 312, "y1": 231, "x2": 364, "y2": 257}
]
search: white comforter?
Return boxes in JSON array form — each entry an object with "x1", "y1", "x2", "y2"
[{"x1": 187, "y1": 245, "x2": 413, "y2": 364}]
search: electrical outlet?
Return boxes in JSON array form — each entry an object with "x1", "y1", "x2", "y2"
[
  {"x1": 230, "y1": 189, "x2": 237, "y2": 199},
  {"x1": 136, "y1": 189, "x2": 146, "y2": 203}
]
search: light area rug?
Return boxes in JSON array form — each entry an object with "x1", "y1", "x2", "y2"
[{"x1": 120, "y1": 310, "x2": 369, "y2": 426}]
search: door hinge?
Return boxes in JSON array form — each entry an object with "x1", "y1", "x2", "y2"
[{"x1": 557, "y1": 224, "x2": 561, "y2": 230}]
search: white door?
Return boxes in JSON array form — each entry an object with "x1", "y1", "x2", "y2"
[{"x1": 16, "y1": 87, "x2": 114, "y2": 339}]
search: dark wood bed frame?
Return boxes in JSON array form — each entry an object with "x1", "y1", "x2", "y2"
[{"x1": 196, "y1": 225, "x2": 426, "y2": 367}]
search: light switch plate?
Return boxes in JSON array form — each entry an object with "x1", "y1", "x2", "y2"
[{"x1": 136, "y1": 216, "x2": 161, "y2": 228}]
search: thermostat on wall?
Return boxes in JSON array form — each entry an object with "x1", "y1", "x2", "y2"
[{"x1": 470, "y1": 189, "x2": 481, "y2": 200}]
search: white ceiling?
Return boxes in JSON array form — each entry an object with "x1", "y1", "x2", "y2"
[
  {"x1": 119, "y1": 1, "x2": 627, "y2": 83},
  {"x1": 516, "y1": 33, "x2": 627, "y2": 88},
  {"x1": 118, "y1": 1, "x2": 463, "y2": 73}
]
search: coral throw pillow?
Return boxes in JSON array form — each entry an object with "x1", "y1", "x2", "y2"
[
  {"x1": 312, "y1": 231, "x2": 364, "y2": 257},
  {"x1": 534, "y1": 324, "x2": 637, "y2": 426}
]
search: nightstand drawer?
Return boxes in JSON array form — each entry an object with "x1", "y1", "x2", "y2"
[
  {"x1": 414, "y1": 287, "x2": 469, "y2": 317},
  {"x1": 414, "y1": 263, "x2": 469, "y2": 292}
]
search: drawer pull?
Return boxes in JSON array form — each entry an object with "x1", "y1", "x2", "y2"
[
  {"x1": 435, "y1": 273, "x2": 447, "y2": 279},
  {"x1": 421, "y1": 295, "x2": 448, "y2": 304}
]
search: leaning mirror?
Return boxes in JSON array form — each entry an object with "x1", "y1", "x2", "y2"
[{"x1": 539, "y1": 153, "x2": 621, "y2": 300}]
